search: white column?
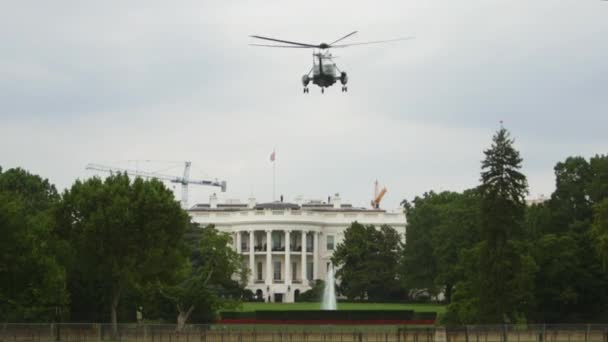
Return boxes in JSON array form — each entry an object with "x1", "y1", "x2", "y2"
[
  {"x1": 235, "y1": 230, "x2": 242, "y2": 254},
  {"x1": 313, "y1": 231, "x2": 319, "y2": 280},
  {"x1": 265, "y1": 230, "x2": 272, "y2": 286},
  {"x1": 285, "y1": 230, "x2": 291, "y2": 284},
  {"x1": 249, "y1": 230, "x2": 255, "y2": 285},
  {"x1": 301, "y1": 230, "x2": 307, "y2": 284}
]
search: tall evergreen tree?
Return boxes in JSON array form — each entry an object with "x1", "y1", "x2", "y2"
[{"x1": 477, "y1": 127, "x2": 534, "y2": 323}]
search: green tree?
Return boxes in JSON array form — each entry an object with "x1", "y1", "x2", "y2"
[
  {"x1": 592, "y1": 199, "x2": 608, "y2": 269},
  {"x1": 0, "y1": 167, "x2": 59, "y2": 211},
  {"x1": 56, "y1": 174, "x2": 188, "y2": 332},
  {"x1": 529, "y1": 233, "x2": 604, "y2": 322},
  {"x1": 156, "y1": 225, "x2": 244, "y2": 329},
  {"x1": 432, "y1": 189, "x2": 481, "y2": 303},
  {"x1": 523, "y1": 202, "x2": 552, "y2": 241},
  {"x1": 401, "y1": 192, "x2": 446, "y2": 296},
  {"x1": 588, "y1": 155, "x2": 608, "y2": 204},
  {"x1": 549, "y1": 157, "x2": 593, "y2": 233},
  {"x1": 0, "y1": 167, "x2": 68, "y2": 321},
  {"x1": 442, "y1": 245, "x2": 482, "y2": 324},
  {"x1": 296, "y1": 280, "x2": 325, "y2": 302},
  {"x1": 447, "y1": 127, "x2": 535, "y2": 324},
  {"x1": 401, "y1": 190, "x2": 480, "y2": 303},
  {"x1": 332, "y1": 222, "x2": 402, "y2": 301},
  {"x1": 477, "y1": 127, "x2": 533, "y2": 323},
  {"x1": 530, "y1": 154, "x2": 608, "y2": 322}
]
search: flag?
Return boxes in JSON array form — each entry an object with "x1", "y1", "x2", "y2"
[{"x1": 270, "y1": 150, "x2": 276, "y2": 162}]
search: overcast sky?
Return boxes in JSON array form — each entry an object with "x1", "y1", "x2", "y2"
[{"x1": 1, "y1": 0, "x2": 607, "y2": 209}]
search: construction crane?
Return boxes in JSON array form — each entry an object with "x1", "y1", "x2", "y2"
[
  {"x1": 371, "y1": 180, "x2": 387, "y2": 209},
  {"x1": 85, "y1": 161, "x2": 226, "y2": 209}
]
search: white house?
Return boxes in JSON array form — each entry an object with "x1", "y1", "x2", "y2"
[{"x1": 188, "y1": 194, "x2": 406, "y2": 303}]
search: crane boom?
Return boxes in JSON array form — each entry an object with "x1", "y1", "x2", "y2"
[
  {"x1": 85, "y1": 162, "x2": 226, "y2": 209},
  {"x1": 370, "y1": 180, "x2": 387, "y2": 209}
]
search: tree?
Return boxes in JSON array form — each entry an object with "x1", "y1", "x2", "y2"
[
  {"x1": 296, "y1": 280, "x2": 325, "y2": 302},
  {"x1": 157, "y1": 225, "x2": 244, "y2": 330},
  {"x1": 401, "y1": 193, "x2": 446, "y2": 296},
  {"x1": 529, "y1": 233, "x2": 604, "y2": 322},
  {"x1": 0, "y1": 167, "x2": 59, "y2": 211},
  {"x1": 446, "y1": 127, "x2": 535, "y2": 324},
  {"x1": 592, "y1": 199, "x2": 608, "y2": 270},
  {"x1": 401, "y1": 190, "x2": 480, "y2": 303},
  {"x1": 431, "y1": 189, "x2": 481, "y2": 303},
  {"x1": 0, "y1": 167, "x2": 68, "y2": 321},
  {"x1": 529, "y1": 154, "x2": 608, "y2": 322},
  {"x1": 442, "y1": 245, "x2": 482, "y2": 324},
  {"x1": 56, "y1": 174, "x2": 188, "y2": 332},
  {"x1": 549, "y1": 157, "x2": 593, "y2": 233},
  {"x1": 588, "y1": 155, "x2": 608, "y2": 204},
  {"x1": 476, "y1": 127, "x2": 533, "y2": 323},
  {"x1": 332, "y1": 222, "x2": 402, "y2": 301}
]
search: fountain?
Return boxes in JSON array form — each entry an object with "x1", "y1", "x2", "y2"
[
  {"x1": 322, "y1": 263, "x2": 337, "y2": 310},
  {"x1": 219, "y1": 262, "x2": 437, "y2": 324}
]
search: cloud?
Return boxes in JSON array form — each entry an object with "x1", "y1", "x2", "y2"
[{"x1": 1, "y1": 0, "x2": 607, "y2": 208}]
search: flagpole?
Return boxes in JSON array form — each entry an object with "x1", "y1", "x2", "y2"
[{"x1": 272, "y1": 149, "x2": 276, "y2": 201}]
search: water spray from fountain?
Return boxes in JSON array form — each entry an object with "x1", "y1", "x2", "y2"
[{"x1": 322, "y1": 263, "x2": 337, "y2": 310}]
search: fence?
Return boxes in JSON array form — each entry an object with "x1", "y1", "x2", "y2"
[{"x1": 2, "y1": 324, "x2": 608, "y2": 342}]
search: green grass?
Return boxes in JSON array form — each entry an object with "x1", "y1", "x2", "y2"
[{"x1": 237, "y1": 302, "x2": 445, "y2": 314}]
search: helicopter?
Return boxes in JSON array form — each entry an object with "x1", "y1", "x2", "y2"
[{"x1": 249, "y1": 31, "x2": 413, "y2": 94}]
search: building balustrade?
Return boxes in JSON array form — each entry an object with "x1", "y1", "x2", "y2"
[{"x1": 254, "y1": 244, "x2": 267, "y2": 252}]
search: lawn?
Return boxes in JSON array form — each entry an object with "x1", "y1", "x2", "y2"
[{"x1": 237, "y1": 302, "x2": 445, "y2": 314}]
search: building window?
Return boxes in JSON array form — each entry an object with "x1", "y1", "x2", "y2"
[
  {"x1": 306, "y1": 234, "x2": 313, "y2": 252},
  {"x1": 257, "y1": 262, "x2": 263, "y2": 281},
  {"x1": 290, "y1": 234, "x2": 297, "y2": 251},
  {"x1": 272, "y1": 231, "x2": 282, "y2": 251},
  {"x1": 326, "y1": 235, "x2": 334, "y2": 250},
  {"x1": 307, "y1": 262, "x2": 313, "y2": 280},
  {"x1": 274, "y1": 261, "x2": 282, "y2": 281},
  {"x1": 292, "y1": 262, "x2": 297, "y2": 281}
]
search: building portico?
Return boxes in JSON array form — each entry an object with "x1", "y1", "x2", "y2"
[
  {"x1": 233, "y1": 228, "x2": 318, "y2": 302},
  {"x1": 188, "y1": 194, "x2": 406, "y2": 303}
]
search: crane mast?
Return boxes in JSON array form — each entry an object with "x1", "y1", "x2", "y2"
[
  {"x1": 85, "y1": 161, "x2": 226, "y2": 209},
  {"x1": 371, "y1": 180, "x2": 387, "y2": 209}
]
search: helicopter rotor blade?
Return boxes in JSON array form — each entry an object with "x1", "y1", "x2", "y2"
[
  {"x1": 249, "y1": 35, "x2": 319, "y2": 48},
  {"x1": 329, "y1": 31, "x2": 358, "y2": 46},
  {"x1": 249, "y1": 44, "x2": 312, "y2": 48},
  {"x1": 331, "y1": 37, "x2": 415, "y2": 48}
]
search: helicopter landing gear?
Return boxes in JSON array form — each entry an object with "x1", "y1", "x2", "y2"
[
  {"x1": 341, "y1": 86, "x2": 348, "y2": 92},
  {"x1": 303, "y1": 87, "x2": 309, "y2": 94}
]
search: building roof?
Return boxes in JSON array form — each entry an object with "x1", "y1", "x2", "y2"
[
  {"x1": 254, "y1": 202, "x2": 300, "y2": 210},
  {"x1": 189, "y1": 201, "x2": 384, "y2": 213}
]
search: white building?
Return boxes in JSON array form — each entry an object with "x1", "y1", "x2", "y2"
[{"x1": 188, "y1": 194, "x2": 406, "y2": 303}]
